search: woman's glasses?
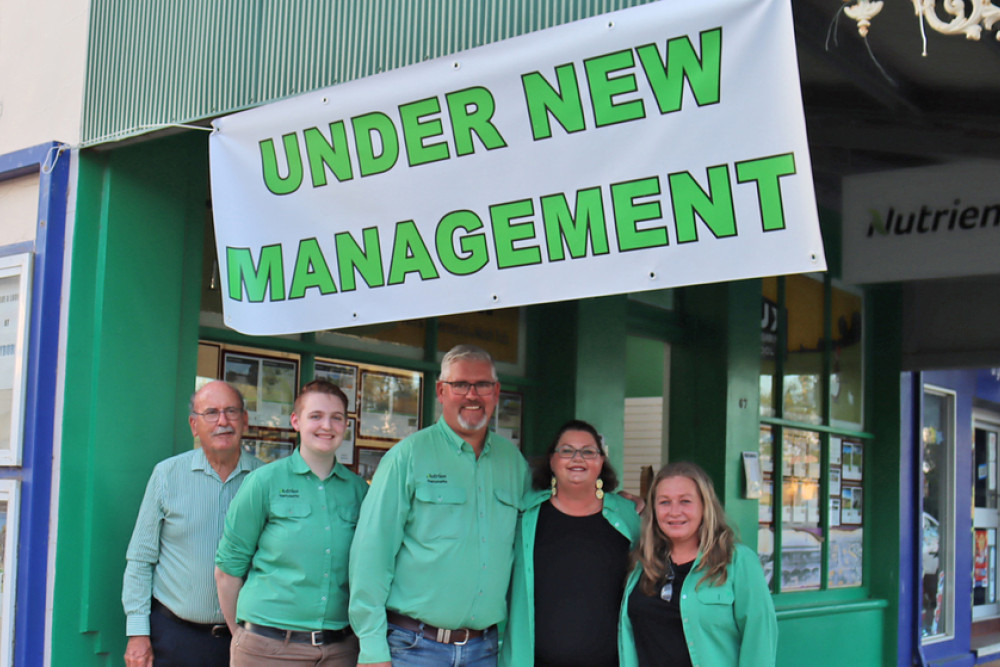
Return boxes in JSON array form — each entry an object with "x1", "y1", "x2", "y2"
[{"x1": 659, "y1": 561, "x2": 676, "y2": 602}]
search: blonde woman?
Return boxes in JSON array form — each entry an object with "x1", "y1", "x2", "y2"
[{"x1": 619, "y1": 461, "x2": 777, "y2": 667}]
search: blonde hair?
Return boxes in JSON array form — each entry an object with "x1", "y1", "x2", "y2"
[{"x1": 633, "y1": 461, "x2": 735, "y2": 594}]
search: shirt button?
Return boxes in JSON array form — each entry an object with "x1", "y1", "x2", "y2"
[{"x1": 326, "y1": 549, "x2": 331, "y2": 554}]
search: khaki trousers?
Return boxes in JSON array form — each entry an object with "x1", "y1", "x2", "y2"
[{"x1": 231, "y1": 624, "x2": 359, "y2": 667}]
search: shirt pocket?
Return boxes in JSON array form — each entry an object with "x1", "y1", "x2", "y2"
[
  {"x1": 694, "y1": 581, "x2": 736, "y2": 629},
  {"x1": 270, "y1": 500, "x2": 311, "y2": 530},
  {"x1": 337, "y1": 503, "x2": 361, "y2": 526},
  {"x1": 412, "y1": 483, "x2": 467, "y2": 541},
  {"x1": 492, "y1": 488, "x2": 519, "y2": 547}
]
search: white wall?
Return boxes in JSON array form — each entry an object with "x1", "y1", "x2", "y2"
[
  {"x1": 0, "y1": 173, "x2": 40, "y2": 244},
  {"x1": 0, "y1": 0, "x2": 90, "y2": 155}
]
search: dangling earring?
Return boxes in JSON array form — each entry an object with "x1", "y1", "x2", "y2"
[
  {"x1": 551, "y1": 476, "x2": 557, "y2": 497},
  {"x1": 595, "y1": 478, "x2": 605, "y2": 500}
]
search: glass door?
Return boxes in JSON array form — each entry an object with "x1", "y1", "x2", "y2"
[{"x1": 973, "y1": 410, "x2": 1000, "y2": 619}]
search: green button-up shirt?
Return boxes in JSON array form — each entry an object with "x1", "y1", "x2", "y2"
[
  {"x1": 216, "y1": 449, "x2": 368, "y2": 631},
  {"x1": 122, "y1": 448, "x2": 262, "y2": 635},
  {"x1": 348, "y1": 418, "x2": 529, "y2": 663}
]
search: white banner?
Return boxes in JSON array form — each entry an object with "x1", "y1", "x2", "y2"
[
  {"x1": 842, "y1": 161, "x2": 1000, "y2": 284},
  {"x1": 210, "y1": 0, "x2": 824, "y2": 335}
]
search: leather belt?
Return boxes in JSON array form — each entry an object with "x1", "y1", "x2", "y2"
[
  {"x1": 386, "y1": 611, "x2": 492, "y2": 646},
  {"x1": 152, "y1": 599, "x2": 230, "y2": 638},
  {"x1": 241, "y1": 622, "x2": 353, "y2": 646}
]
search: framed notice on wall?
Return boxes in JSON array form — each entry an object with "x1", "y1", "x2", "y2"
[
  {"x1": 0, "y1": 254, "x2": 31, "y2": 466},
  {"x1": 0, "y1": 479, "x2": 20, "y2": 666},
  {"x1": 315, "y1": 360, "x2": 359, "y2": 413},
  {"x1": 359, "y1": 370, "x2": 421, "y2": 442},
  {"x1": 222, "y1": 351, "x2": 298, "y2": 428}
]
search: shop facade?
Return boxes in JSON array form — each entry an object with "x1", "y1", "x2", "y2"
[{"x1": 12, "y1": 0, "x2": 998, "y2": 665}]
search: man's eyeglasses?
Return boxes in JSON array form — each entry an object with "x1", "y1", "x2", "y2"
[
  {"x1": 659, "y1": 561, "x2": 676, "y2": 602},
  {"x1": 440, "y1": 381, "x2": 497, "y2": 396},
  {"x1": 553, "y1": 446, "x2": 601, "y2": 460},
  {"x1": 192, "y1": 407, "x2": 243, "y2": 423}
]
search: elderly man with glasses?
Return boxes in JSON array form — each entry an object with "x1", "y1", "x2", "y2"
[
  {"x1": 349, "y1": 344, "x2": 529, "y2": 667},
  {"x1": 122, "y1": 380, "x2": 262, "y2": 667}
]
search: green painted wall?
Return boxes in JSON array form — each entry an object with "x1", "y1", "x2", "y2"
[
  {"x1": 625, "y1": 335, "x2": 664, "y2": 398},
  {"x1": 52, "y1": 133, "x2": 208, "y2": 664},
  {"x1": 866, "y1": 285, "x2": 903, "y2": 667},
  {"x1": 668, "y1": 280, "x2": 761, "y2": 542}
]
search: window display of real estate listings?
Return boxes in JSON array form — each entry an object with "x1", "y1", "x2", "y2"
[{"x1": 758, "y1": 426, "x2": 863, "y2": 592}]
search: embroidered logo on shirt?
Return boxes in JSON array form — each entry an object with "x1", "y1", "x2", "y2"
[
  {"x1": 278, "y1": 488, "x2": 300, "y2": 498},
  {"x1": 426, "y1": 473, "x2": 448, "y2": 484}
]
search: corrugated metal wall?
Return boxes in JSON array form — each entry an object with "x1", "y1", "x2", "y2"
[{"x1": 81, "y1": 0, "x2": 652, "y2": 146}]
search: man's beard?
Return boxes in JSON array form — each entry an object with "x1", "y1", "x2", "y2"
[{"x1": 457, "y1": 408, "x2": 491, "y2": 431}]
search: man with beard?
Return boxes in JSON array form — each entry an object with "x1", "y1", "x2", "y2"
[
  {"x1": 122, "y1": 381, "x2": 262, "y2": 667},
  {"x1": 349, "y1": 344, "x2": 528, "y2": 667}
]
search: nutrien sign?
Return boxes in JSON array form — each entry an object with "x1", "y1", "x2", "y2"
[
  {"x1": 842, "y1": 161, "x2": 1000, "y2": 284},
  {"x1": 209, "y1": 0, "x2": 824, "y2": 335}
]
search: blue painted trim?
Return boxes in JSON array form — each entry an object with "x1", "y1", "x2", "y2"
[
  {"x1": 0, "y1": 142, "x2": 68, "y2": 667},
  {"x1": 898, "y1": 372, "x2": 920, "y2": 666}
]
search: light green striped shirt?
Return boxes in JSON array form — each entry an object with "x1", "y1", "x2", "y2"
[
  {"x1": 348, "y1": 418, "x2": 529, "y2": 663},
  {"x1": 122, "y1": 448, "x2": 262, "y2": 635}
]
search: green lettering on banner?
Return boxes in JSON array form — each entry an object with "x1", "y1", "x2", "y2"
[
  {"x1": 399, "y1": 97, "x2": 450, "y2": 167},
  {"x1": 446, "y1": 87, "x2": 508, "y2": 156},
  {"x1": 670, "y1": 165, "x2": 737, "y2": 243},
  {"x1": 288, "y1": 238, "x2": 337, "y2": 299},
  {"x1": 260, "y1": 134, "x2": 304, "y2": 195},
  {"x1": 335, "y1": 227, "x2": 385, "y2": 292},
  {"x1": 491, "y1": 200, "x2": 543, "y2": 269},
  {"x1": 611, "y1": 178, "x2": 668, "y2": 251},
  {"x1": 436, "y1": 210, "x2": 490, "y2": 276},
  {"x1": 541, "y1": 188, "x2": 610, "y2": 261},
  {"x1": 352, "y1": 112, "x2": 400, "y2": 177},
  {"x1": 387, "y1": 221, "x2": 440, "y2": 285},
  {"x1": 227, "y1": 245, "x2": 286, "y2": 302},
  {"x1": 637, "y1": 27, "x2": 722, "y2": 114},
  {"x1": 304, "y1": 123, "x2": 354, "y2": 186},
  {"x1": 522, "y1": 65, "x2": 586, "y2": 140},
  {"x1": 584, "y1": 50, "x2": 645, "y2": 127},
  {"x1": 734, "y1": 153, "x2": 796, "y2": 232}
]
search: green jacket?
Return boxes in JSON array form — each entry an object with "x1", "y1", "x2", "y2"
[
  {"x1": 618, "y1": 543, "x2": 778, "y2": 667},
  {"x1": 499, "y1": 489, "x2": 640, "y2": 666}
]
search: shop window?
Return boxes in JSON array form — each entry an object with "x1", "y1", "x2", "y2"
[
  {"x1": 196, "y1": 343, "x2": 428, "y2": 478},
  {"x1": 758, "y1": 275, "x2": 866, "y2": 594},
  {"x1": 972, "y1": 410, "x2": 1000, "y2": 620},
  {"x1": 921, "y1": 387, "x2": 955, "y2": 640}
]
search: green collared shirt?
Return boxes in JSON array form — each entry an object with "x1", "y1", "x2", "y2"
[
  {"x1": 122, "y1": 448, "x2": 262, "y2": 634},
  {"x1": 619, "y1": 544, "x2": 778, "y2": 667},
  {"x1": 216, "y1": 449, "x2": 368, "y2": 631},
  {"x1": 348, "y1": 418, "x2": 529, "y2": 663}
]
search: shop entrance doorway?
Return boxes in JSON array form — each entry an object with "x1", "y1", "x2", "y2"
[{"x1": 974, "y1": 409, "x2": 1000, "y2": 620}]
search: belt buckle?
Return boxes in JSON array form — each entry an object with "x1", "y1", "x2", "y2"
[
  {"x1": 311, "y1": 630, "x2": 324, "y2": 646},
  {"x1": 454, "y1": 629, "x2": 471, "y2": 646},
  {"x1": 211, "y1": 624, "x2": 228, "y2": 638}
]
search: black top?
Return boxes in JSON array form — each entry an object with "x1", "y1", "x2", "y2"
[
  {"x1": 533, "y1": 499, "x2": 630, "y2": 667},
  {"x1": 627, "y1": 558, "x2": 695, "y2": 667}
]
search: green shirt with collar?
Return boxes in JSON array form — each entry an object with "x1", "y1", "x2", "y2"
[
  {"x1": 215, "y1": 448, "x2": 368, "y2": 631},
  {"x1": 348, "y1": 417, "x2": 529, "y2": 664},
  {"x1": 123, "y1": 447, "x2": 262, "y2": 634},
  {"x1": 619, "y1": 543, "x2": 778, "y2": 667},
  {"x1": 500, "y1": 489, "x2": 641, "y2": 666}
]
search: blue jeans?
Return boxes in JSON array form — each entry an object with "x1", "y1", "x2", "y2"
[{"x1": 387, "y1": 622, "x2": 498, "y2": 667}]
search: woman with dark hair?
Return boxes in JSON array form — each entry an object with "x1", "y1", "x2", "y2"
[
  {"x1": 619, "y1": 461, "x2": 777, "y2": 667},
  {"x1": 500, "y1": 420, "x2": 640, "y2": 667}
]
